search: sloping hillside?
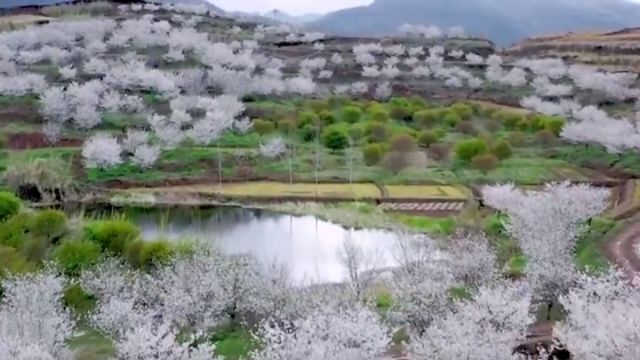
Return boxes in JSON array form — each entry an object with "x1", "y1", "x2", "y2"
[
  {"x1": 506, "y1": 28, "x2": 640, "y2": 71},
  {"x1": 308, "y1": 0, "x2": 640, "y2": 46}
]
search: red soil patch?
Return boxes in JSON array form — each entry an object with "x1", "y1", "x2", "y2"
[{"x1": 7, "y1": 132, "x2": 83, "y2": 150}]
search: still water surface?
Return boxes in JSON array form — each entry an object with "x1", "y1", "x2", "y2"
[{"x1": 87, "y1": 206, "x2": 401, "y2": 283}]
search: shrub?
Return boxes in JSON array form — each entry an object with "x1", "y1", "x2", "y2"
[
  {"x1": 124, "y1": 240, "x2": 145, "y2": 267},
  {"x1": 0, "y1": 212, "x2": 32, "y2": 249},
  {"x1": 484, "y1": 214, "x2": 506, "y2": 236},
  {"x1": 530, "y1": 116, "x2": 547, "y2": 132},
  {"x1": 455, "y1": 121, "x2": 476, "y2": 135},
  {"x1": 307, "y1": 99, "x2": 330, "y2": 113},
  {"x1": 450, "y1": 102, "x2": 474, "y2": 120},
  {"x1": 348, "y1": 124, "x2": 366, "y2": 141},
  {"x1": 543, "y1": 116, "x2": 566, "y2": 136},
  {"x1": 491, "y1": 140, "x2": 513, "y2": 160},
  {"x1": 277, "y1": 119, "x2": 296, "y2": 135},
  {"x1": 508, "y1": 131, "x2": 527, "y2": 147},
  {"x1": 53, "y1": 240, "x2": 101, "y2": 275},
  {"x1": 443, "y1": 112, "x2": 462, "y2": 127},
  {"x1": 471, "y1": 153, "x2": 499, "y2": 173},
  {"x1": 84, "y1": 220, "x2": 140, "y2": 254},
  {"x1": 427, "y1": 143, "x2": 450, "y2": 161},
  {"x1": 63, "y1": 285, "x2": 96, "y2": 314},
  {"x1": 362, "y1": 143, "x2": 386, "y2": 166},
  {"x1": 318, "y1": 110, "x2": 336, "y2": 126},
  {"x1": 418, "y1": 130, "x2": 438, "y2": 147},
  {"x1": 455, "y1": 138, "x2": 488, "y2": 162},
  {"x1": 322, "y1": 126, "x2": 350, "y2": 151},
  {"x1": 494, "y1": 111, "x2": 522, "y2": 130},
  {"x1": 5, "y1": 158, "x2": 74, "y2": 203},
  {"x1": 433, "y1": 128, "x2": 447, "y2": 139},
  {"x1": 389, "y1": 134, "x2": 417, "y2": 153},
  {"x1": 0, "y1": 246, "x2": 35, "y2": 277},
  {"x1": 536, "y1": 129, "x2": 557, "y2": 145},
  {"x1": 413, "y1": 109, "x2": 440, "y2": 128},
  {"x1": 517, "y1": 119, "x2": 530, "y2": 132},
  {"x1": 0, "y1": 192, "x2": 20, "y2": 222},
  {"x1": 389, "y1": 104, "x2": 412, "y2": 121},
  {"x1": 139, "y1": 240, "x2": 174, "y2": 268},
  {"x1": 383, "y1": 152, "x2": 409, "y2": 173},
  {"x1": 408, "y1": 96, "x2": 428, "y2": 110},
  {"x1": 367, "y1": 122, "x2": 390, "y2": 143},
  {"x1": 23, "y1": 235, "x2": 50, "y2": 262},
  {"x1": 30, "y1": 210, "x2": 67, "y2": 241},
  {"x1": 342, "y1": 106, "x2": 363, "y2": 123},
  {"x1": 328, "y1": 95, "x2": 349, "y2": 108},
  {"x1": 370, "y1": 108, "x2": 390, "y2": 123},
  {"x1": 253, "y1": 119, "x2": 275, "y2": 135},
  {"x1": 298, "y1": 111, "x2": 321, "y2": 128},
  {"x1": 300, "y1": 124, "x2": 319, "y2": 142}
]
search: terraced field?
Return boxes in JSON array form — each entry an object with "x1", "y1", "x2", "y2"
[{"x1": 133, "y1": 182, "x2": 471, "y2": 202}]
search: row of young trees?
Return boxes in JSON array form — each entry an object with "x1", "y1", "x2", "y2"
[{"x1": 2, "y1": 182, "x2": 637, "y2": 359}]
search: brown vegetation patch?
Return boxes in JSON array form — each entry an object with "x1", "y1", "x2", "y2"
[{"x1": 7, "y1": 132, "x2": 83, "y2": 150}]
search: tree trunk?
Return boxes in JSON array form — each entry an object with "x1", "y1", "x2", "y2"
[
  {"x1": 288, "y1": 142, "x2": 293, "y2": 185},
  {"x1": 217, "y1": 139, "x2": 222, "y2": 192}
]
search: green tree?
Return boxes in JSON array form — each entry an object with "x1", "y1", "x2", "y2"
[
  {"x1": 367, "y1": 122, "x2": 390, "y2": 143},
  {"x1": 471, "y1": 153, "x2": 499, "y2": 173},
  {"x1": 253, "y1": 119, "x2": 275, "y2": 135},
  {"x1": 450, "y1": 102, "x2": 474, "y2": 120},
  {"x1": 389, "y1": 104, "x2": 412, "y2": 121},
  {"x1": 342, "y1": 106, "x2": 363, "y2": 123},
  {"x1": 455, "y1": 138, "x2": 488, "y2": 162},
  {"x1": 298, "y1": 111, "x2": 321, "y2": 128},
  {"x1": 491, "y1": 140, "x2": 513, "y2": 160},
  {"x1": 389, "y1": 133, "x2": 417, "y2": 153},
  {"x1": 30, "y1": 209, "x2": 67, "y2": 241},
  {"x1": 322, "y1": 126, "x2": 350, "y2": 150},
  {"x1": 362, "y1": 143, "x2": 386, "y2": 166},
  {"x1": 418, "y1": 130, "x2": 438, "y2": 147},
  {"x1": 413, "y1": 109, "x2": 440, "y2": 128},
  {"x1": 319, "y1": 110, "x2": 336, "y2": 126},
  {"x1": 543, "y1": 116, "x2": 566, "y2": 136},
  {"x1": 443, "y1": 112, "x2": 462, "y2": 127}
]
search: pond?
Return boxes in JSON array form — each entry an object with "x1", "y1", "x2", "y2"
[{"x1": 83, "y1": 206, "x2": 401, "y2": 283}]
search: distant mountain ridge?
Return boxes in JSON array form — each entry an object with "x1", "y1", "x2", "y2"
[
  {"x1": 308, "y1": 0, "x2": 640, "y2": 45},
  {"x1": 262, "y1": 9, "x2": 322, "y2": 25},
  {"x1": 1, "y1": 0, "x2": 73, "y2": 9}
]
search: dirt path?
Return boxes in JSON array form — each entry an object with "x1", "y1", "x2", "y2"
[
  {"x1": 607, "y1": 180, "x2": 640, "y2": 279},
  {"x1": 606, "y1": 219, "x2": 640, "y2": 279}
]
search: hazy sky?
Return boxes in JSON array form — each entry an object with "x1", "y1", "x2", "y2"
[{"x1": 210, "y1": 0, "x2": 374, "y2": 15}]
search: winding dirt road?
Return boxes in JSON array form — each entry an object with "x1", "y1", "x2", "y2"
[
  {"x1": 606, "y1": 180, "x2": 640, "y2": 280},
  {"x1": 607, "y1": 219, "x2": 640, "y2": 279}
]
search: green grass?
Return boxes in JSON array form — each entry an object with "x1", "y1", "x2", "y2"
[
  {"x1": 574, "y1": 217, "x2": 616, "y2": 274},
  {"x1": 67, "y1": 326, "x2": 115, "y2": 360},
  {"x1": 374, "y1": 291, "x2": 393, "y2": 312},
  {"x1": 555, "y1": 145, "x2": 640, "y2": 175},
  {"x1": 212, "y1": 327, "x2": 258, "y2": 360},
  {"x1": 395, "y1": 215, "x2": 456, "y2": 236}
]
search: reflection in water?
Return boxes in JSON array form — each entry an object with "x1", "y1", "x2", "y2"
[{"x1": 86, "y1": 206, "x2": 401, "y2": 283}]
